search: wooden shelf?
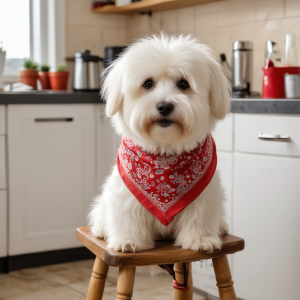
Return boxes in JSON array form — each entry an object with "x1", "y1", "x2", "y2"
[{"x1": 93, "y1": 0, "x2": 220, "y2": 15}]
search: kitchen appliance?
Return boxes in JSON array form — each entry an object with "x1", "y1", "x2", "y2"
[
  {"x1": 73, "y1": 50, "x2": 103, "y2": 92},
  {"x1": 232, "y1": 41, "x2": 253, "y2": 97},
  {"x1": 103, "y1": 46, "x2": 127, "y2": 69},
  {"x1": 102, "y1": 46, "x2": 127, "y2": 78},
  {"x1": 284, "y1": 74, "x2": 300, "y2": 98}
]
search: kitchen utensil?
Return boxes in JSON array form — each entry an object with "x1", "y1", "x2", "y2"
[
  {"x1": 285, "y1": 34, "x2": 297, "y2": 66},
  {"x1": 265, "y1": 41, "x2": 281, "y2": 65},
  {"x1": 232, "y1": 41, "x2": 253, "y2": 96},
  {"x1": 73, "y1": 50, "x2": 103, "y2": 92},
  {"x1": 284, "y1": 74, "x2": 300, "y2": 98},
  {"x1": 262, "y1": 60, "x2": 300, "y2": 98}
]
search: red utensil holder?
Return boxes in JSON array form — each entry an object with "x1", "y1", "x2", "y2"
[{"x1": 262, "y1": 66, "x2": 300, "y2": 98}]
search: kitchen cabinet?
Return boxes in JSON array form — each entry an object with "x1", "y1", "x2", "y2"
[
  {"x1": 233, "y1": 153, "x2": 300, "y2": 300},
  {"x1": 235, "y1": 114, "x2": 300, "y2": 157},
  {"x1": 0, "y1": 191, "x2": 7, "y2": 258},
  {"x1": 8, "y1": 104, "x2": 96, "y2": 255},
  {"x1": 193, "y1": 113, "x2": 300, "y2": 300}
]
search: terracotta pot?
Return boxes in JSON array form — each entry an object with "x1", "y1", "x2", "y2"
[
  {"x1": 19, "y1": 70, "x2": 39, "y2": 89},
  {"x1": 49, "y1": 71, "x2": 69, "y2": 90},
  {"x1": 38, "y1": 72, "x2": 51, "y2": 89}
]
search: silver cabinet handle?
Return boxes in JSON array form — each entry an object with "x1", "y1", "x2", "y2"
[
  {"x1": 258, "y1": 133, "x2": 290, "y2": 141},
  {"x1": 35, "y1": 118, "x2": 73, "y2": 122}
]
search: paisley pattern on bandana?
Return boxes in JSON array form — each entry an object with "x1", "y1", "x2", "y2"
[{"x1": 117, "y1": 134, "x2": 217, "y2": 226}]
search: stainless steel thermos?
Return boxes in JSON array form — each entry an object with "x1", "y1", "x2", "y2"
[{"x1": 232, "y1": 41, "x2": 253, "y2": 95}]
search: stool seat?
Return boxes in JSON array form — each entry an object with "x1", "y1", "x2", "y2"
[{"x1": 77, "y1": 226, "x2": 244, "y2": 267}]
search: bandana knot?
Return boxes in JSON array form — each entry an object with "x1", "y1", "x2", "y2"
[{"x1": 117, "y1": 134, "x2": 217, "y2": 226}]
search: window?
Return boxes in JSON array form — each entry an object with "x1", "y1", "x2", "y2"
[
  {"x1": 0, "y1": 0, "x2": 30, "y2": 76},
  {"x1": 0, "y1": 0, "x2": 65, "y2": 82}
]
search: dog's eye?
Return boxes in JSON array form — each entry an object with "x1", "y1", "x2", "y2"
[
  {"x1": 177, "y1": 79, "x2": 189, "y2": 90},
  {"x1": 143, "y1": 79, "x2": 153, "y2": 89}
]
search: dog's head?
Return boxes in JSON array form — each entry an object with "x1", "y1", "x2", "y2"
[{"x1": 102, "y1": 34, "x2": 230, "y2": 155}]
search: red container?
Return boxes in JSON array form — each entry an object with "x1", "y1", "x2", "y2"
[
  {"x1": 48, "y1": 71, "x2": 69, "y2": 91},
  {"x1": 262, "y1": 65, "x2": 300, "y2": 98}
]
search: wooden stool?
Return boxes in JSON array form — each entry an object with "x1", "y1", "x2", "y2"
[{"x1": 77, "y1": 226, "x2": 244, "y2": 300}]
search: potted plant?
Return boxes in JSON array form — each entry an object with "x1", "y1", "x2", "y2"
[
  {"x1": 38, "y1": 64, "x2": 51, "y2": 90},
  {"x1": 0, "y1": 42, "x2": 6, "y2": 91},
  {"x1": 49, "y1": 64, "x2": 69, "y2": 90},
  {"x1": 19, "y1": 59, "x2": 39, "y2": 89}
]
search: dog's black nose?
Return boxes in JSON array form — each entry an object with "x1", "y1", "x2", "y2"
[{"x1": 156, "y1": 101, "x2": 174, "y2": 117}]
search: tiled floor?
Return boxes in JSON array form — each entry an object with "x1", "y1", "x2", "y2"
[{"x1": 0, "y1": 260, "x2": 206, "y2": 300}]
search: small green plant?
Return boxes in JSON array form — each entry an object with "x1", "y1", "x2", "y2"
[
  {"x1": 56, "y1": 63, "x2": 66, "y2": 72},
  {"x1": 23, "y1": 59, "x2": 38, "y2": 70},
  {"x1": 40, "y1": 64, "x2": 50, "y2": 72}
]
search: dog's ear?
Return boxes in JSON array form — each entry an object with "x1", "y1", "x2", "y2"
[
  {"x1": 208, "y1": 57, "x2": 231, "y2": 120},
  {"x1": 102, "y1": 58, "x2": 125, "y2": 117}
]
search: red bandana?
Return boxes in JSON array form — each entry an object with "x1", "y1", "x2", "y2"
[{"x1": 117, "y1": 134, "x2": 217, "y2": 226}]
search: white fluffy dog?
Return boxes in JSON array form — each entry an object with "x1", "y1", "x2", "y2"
[{"x1": 89, "y1": 34, "x2": 230, "y2": 266}]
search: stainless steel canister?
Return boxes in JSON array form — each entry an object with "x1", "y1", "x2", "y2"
[
  {"x1": 232, "y1": 41, "x2": 253, "y2": 94},
  {"x1": 73, "y1": 50, "x2": 102, "y2": 92},
  {"x1": 284, "y1": 74, "x2": 300, "y2": 98}
]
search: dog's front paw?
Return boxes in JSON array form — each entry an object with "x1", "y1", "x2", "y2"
[
  {"x1": 91, "y1": 224, "x2": 105, "y2": 239},
  {"x1": 107, "y1": 239, "x2": 146, "y2": 253},
  {"x1": 181, "y1": 236, "x2": 222, "y2": 253}
]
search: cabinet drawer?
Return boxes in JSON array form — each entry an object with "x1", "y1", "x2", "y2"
[
  {"x1": 0, "y1": 190, "x2": 7, "y2": 257},
  {"x1": 235, "y1": 114, "x2": 300, "y2": 157},
  {"x1": 0, "y1": 105, "x2": 5, "y2": 135},
  {"x1": 212, "y1": 114, "x2": 233, "y2": 152},
  {"x1": 0, "y1": 136, "x2": 6, "y2": 189}
]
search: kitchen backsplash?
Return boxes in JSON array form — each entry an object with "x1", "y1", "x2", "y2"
[{"x1": 66, "y1": 0, "x2": 300, "y2": 94}]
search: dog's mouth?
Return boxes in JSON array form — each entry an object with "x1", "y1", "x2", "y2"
[{"x1": 156, "y1": 119, "x2": 173, "y2": 128}]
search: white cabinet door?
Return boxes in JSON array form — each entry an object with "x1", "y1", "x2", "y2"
[
  {"x1": 0, "y1": 190, "x2": 7, "y2": 258},
  {"x1": 95, "y1": 104, "x2": 117, "y2": 192},
  {"x1": 8, "y1": 104, "x2": 96, "y2": 255},
  {"x1": 233, "y1": 153, "x2": 300, "y2": 300}
]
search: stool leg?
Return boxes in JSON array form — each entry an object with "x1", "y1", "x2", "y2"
[
  {"x1": 174, "y1": 262, "x2": 193, "y2": 300},
  {"x1": 212, "y1": 255, "x2": 236, "y2": 300},
  {"x1": 115, "y1": 266, "x2": 136, "y2": 300},
  {"x1": 86, "y1": 257, "x2": 109, "y2": 300}
]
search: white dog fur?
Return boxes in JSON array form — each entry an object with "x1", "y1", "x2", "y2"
[{"x1": 89, "y1": 34, "x2": 230, "y2": 274}]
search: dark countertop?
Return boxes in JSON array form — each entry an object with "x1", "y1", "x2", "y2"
[
  {"x1": 0, "y1": 92, "x2": 300, "y2": 114},
  {"x1": 230, "y1": 98, "x2": 300, "y2": 114},
  {"x1": 0, "y1": 91, "x2": 103, "y2": 104}
]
